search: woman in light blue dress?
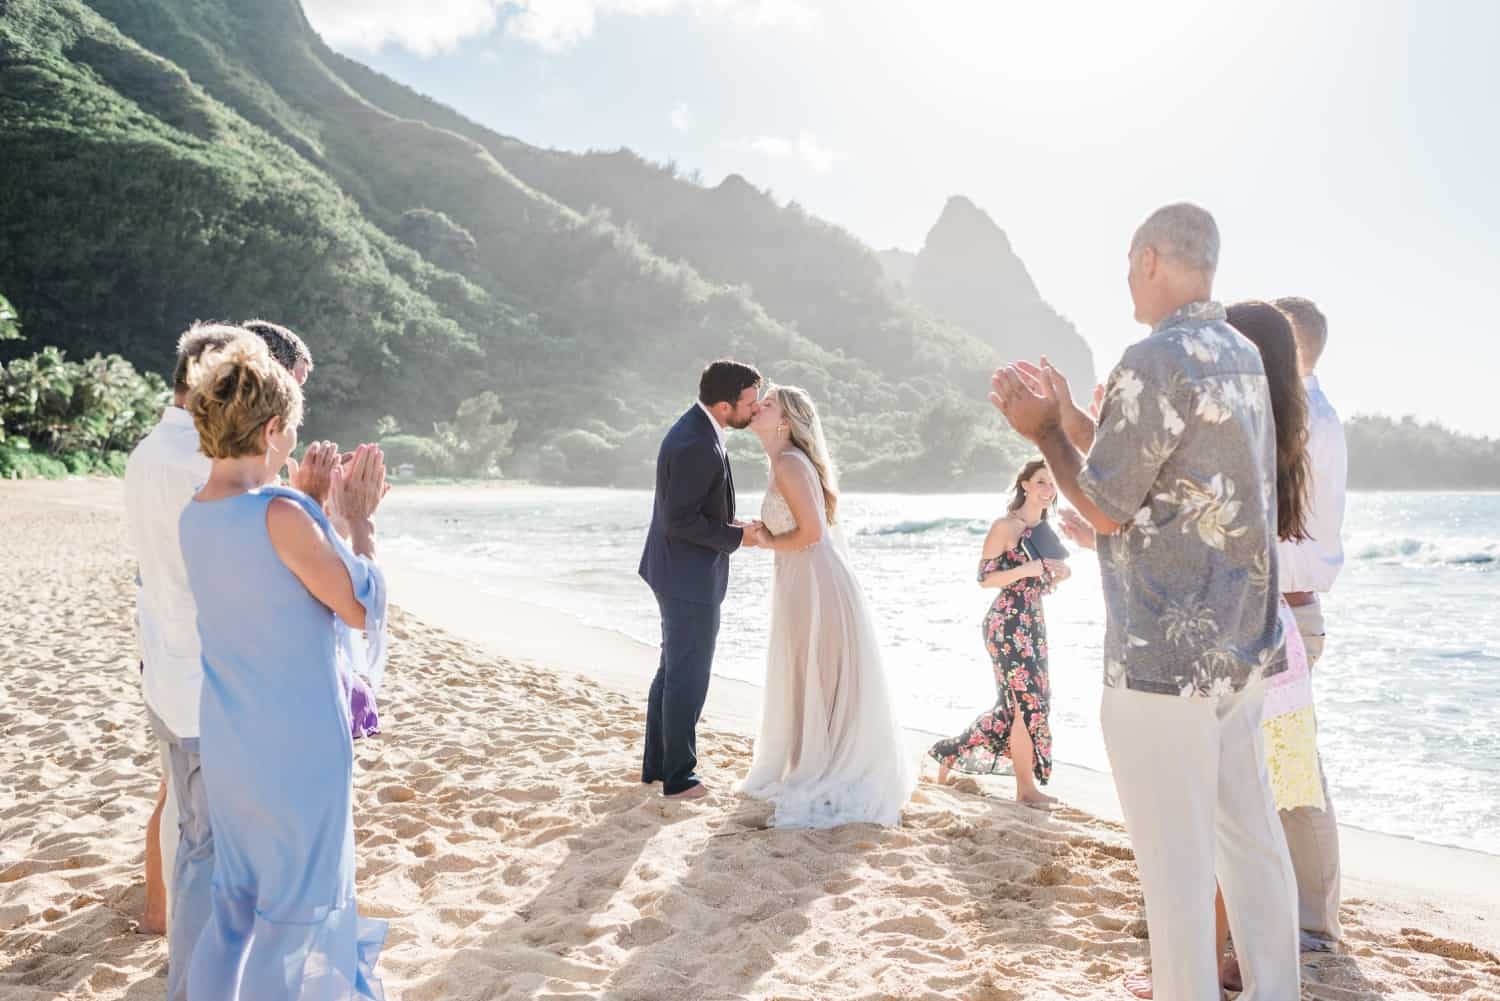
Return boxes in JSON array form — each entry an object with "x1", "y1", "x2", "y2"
[{"x1": 178, "y1": 333, "x2": 390, "y2": 1001}]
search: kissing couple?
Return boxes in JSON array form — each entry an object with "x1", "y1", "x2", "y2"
[{"x1": 638, "y1": 360, "x2": 917, "y2": 828}]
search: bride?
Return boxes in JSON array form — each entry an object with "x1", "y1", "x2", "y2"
[{"x1": 737, "y1": 385, "x2": 916, "y2": 828}]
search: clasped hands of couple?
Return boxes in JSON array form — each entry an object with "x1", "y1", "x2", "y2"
[{"x1": 735, "y1": 518, "x2": 771, "y2": 549}]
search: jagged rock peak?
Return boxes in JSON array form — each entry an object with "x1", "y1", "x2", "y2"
[{"x1": 922, "y1": 195, "x2": 1016, "y2": 258}]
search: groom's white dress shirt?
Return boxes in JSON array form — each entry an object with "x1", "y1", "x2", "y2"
[
  {"x1": 696, "y1": 400, "x2": 728, "y2": 448},
  {"x1": 1278, "y1": 375, "x2": 1347, "y2": 594},
  {"x1": 124, "y1": 406, "x2": 211, "y2": 739}
]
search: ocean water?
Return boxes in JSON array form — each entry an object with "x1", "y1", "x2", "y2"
[{"x1": 380, "y1": 487, "x2": 1500, "y2": 855}]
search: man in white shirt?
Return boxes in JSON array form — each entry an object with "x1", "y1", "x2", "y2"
[
  {"x1": 125, "y1": 323, "x2": 239, "y2": 951},
  {"x1": 1273, "y1": 296, "x2": 1348, "y2": 947},
  {"x1": 127, "y1": 319, "x2": 316, "y2": 1001}
]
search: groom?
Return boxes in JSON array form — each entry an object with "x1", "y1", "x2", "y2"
[{"x1": 639, "y1": 359, "x2": 763, "y2": 799}]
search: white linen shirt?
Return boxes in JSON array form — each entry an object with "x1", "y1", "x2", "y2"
[
  {"x1": 1278, "y1": 375, "x2": 1347, "y2": 593},
  {"x1": 124, "y1": 406, "x2": 211, "y2": 738}
]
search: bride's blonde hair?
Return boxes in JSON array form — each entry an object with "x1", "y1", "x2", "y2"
[{"x1": 770, "y1": 384, "x2": 840, "y2": 524}]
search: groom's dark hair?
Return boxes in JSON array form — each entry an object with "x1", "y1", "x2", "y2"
[{"x1": 698, "y1": 359, "x2": 762, "y2": 407}]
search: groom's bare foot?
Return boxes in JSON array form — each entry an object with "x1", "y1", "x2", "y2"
[{"x1": 664, "y1": 783, "x2": 708, "y2": 801}]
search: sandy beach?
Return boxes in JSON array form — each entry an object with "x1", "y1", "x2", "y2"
[{"x1": 2, "y1": 478, "x2": 1498, "y2": 1000}]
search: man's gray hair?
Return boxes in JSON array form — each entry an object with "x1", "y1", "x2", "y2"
[
  {"x1": 1130, "y1": 202, "x2": 1220, "y2": 276},
  {"x1": 173, "y1": 321, "x2": 246, "y2": 394}
]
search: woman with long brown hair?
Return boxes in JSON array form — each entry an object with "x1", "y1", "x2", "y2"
[{"x1": 927, "y1": 459, "x2": 1071, "y2": 808}]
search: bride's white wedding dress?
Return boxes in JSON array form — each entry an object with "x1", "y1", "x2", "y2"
[{"x1": 738, "y1": 450, "x2": 916, "y2": 828}]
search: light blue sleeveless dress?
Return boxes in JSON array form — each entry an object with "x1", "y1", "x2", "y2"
[{"x1": 179, "y1": 486, "x2": 388, "y2": 1001}]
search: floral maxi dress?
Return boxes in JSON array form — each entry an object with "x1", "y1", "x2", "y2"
[{"x1": 928, "y1": 529, "x2": 1054, "y2": 784}]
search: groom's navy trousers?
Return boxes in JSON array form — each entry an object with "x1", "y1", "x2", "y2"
[
  {"x1": 639, "y1": 405, "x2": 743, "y2": 795},
  {"x1": 643, "y1": 596, "x2": 720, "y2": 793}
]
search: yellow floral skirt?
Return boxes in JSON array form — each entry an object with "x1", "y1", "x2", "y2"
[{"x1": 1263, "y1": 705, "x2": 1325, "y2": 812}]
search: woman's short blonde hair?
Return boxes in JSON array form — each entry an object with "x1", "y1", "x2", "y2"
[{"x1": 186, "y1": 332, "x2": 303, "y2": 459}]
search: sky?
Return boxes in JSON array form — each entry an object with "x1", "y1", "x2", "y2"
[{"x1": 301, "y1": 0, "x2": 1498, "y2": 436}]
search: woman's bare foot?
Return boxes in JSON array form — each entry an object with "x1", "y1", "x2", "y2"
[
  {"x1": 137, "y1": 911, "x2": 166, "y2": 936},
  {"x1": 1017, "y1": 789, "x2": 1057, "y2": 809},
  {"x1": 934, "y1": 761, "x2": 953, "y2": 785}
]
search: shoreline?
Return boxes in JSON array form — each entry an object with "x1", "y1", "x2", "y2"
[
  {"x1": 3, "y1": 476, "x2": 1498, "y2": 1000},
  {"x1": 16, "y1": 474, "x2": 1500, "y2": 862},
  {"x1": 384, "y1": 554, "x2": 1500, "y2": 938},
  {"x1": 397, "y1": 559, "x2": 1500, "y2": 851},
  {"x1": 12, "y1": 472, "x2": 1500, "y2": 497}
]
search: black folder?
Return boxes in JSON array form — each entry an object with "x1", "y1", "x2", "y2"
[{"x1": 1020, "y1": 519, "x2": 1070, "y2": 562}]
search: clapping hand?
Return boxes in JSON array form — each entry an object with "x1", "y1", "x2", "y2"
[
  {"x1": 990, "y1": 363, "x2": 1062, "y2": 443},
  {"x1": 332, "y1": 443, "x2": 388, "y2": 527},
  {"x1": 1043, "y1": 558, "x2": 1071, "y2": 583},
  {"x1": 1016, "y1": 357, "x2": 1096, "y2": 451},
  {"x1": 287, "y1": 440, "x2": 339, "y2": 508},
  {"x1": 323, "y1": 451, "x2": 352, "y2": 538},
  {"x1": 1057, "y1": 508, "x2": 1096, "y2": 551}
]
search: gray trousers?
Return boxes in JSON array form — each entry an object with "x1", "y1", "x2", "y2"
[
  {"x1": 1281, "y1": 599, "x2": 1342, "y2": 942},
  {"x1": 148, "y1": 708, "x2": 215, "y2": 1001}
]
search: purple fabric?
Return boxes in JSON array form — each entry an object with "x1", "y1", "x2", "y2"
[{"x1": 346, "y1": 674, "x2": 381, "y2": 740}]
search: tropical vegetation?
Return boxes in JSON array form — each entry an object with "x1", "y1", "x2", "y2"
[{"x1": 1, "y1": 2, "x2": 1493, "y2": 489}]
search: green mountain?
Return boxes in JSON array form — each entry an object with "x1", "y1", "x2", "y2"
[
  {"x1": 0, "y1": 0, "x2": 1051, "y2": 487},
  {"x1": 881, "y1": 196, "x2": 1096, "y2": 393}
]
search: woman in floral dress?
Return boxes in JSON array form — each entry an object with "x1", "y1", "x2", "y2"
[{"x1": 928, "y1": 460, "x2": 1070, "y2": 807}]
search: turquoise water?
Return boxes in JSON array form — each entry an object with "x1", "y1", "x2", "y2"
[{"x1": 381, "y1": 488, "x2": 1500, "y2": 854}]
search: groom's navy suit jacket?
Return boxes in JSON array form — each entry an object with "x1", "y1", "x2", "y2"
[{"x1": 638, "y1": 405, "x2": 744, "y2": 605}]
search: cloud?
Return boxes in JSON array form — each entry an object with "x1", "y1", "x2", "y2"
[
  {"x1": 729, "y1": 130, "x2": 847, "y2": 174},
  {"x1": 302, "y1": 0, "x2": 504, "y2": 56},
  {"x1": 506, "y1": 0, "x2": 675, "y2": 52},
  {"x1": 698, "y1": 0, "x2": 817, "y2": 32},
  {"x1": 303, "y1": 0, "x2": 816, "y2": 56},
  {"x1": 670, "y1": 102, "x2": 693, "y2": 132}
]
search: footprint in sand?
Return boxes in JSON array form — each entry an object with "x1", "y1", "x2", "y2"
[
  {"x1": 377, "y1": 785, "x2": 416, "y2": 804},
  {"x1": 617, "y1": 915, "x2": 671, "y2": 947},
  {"x1": 866, "y1": 914, "x2": 946, "y2": 941}
]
